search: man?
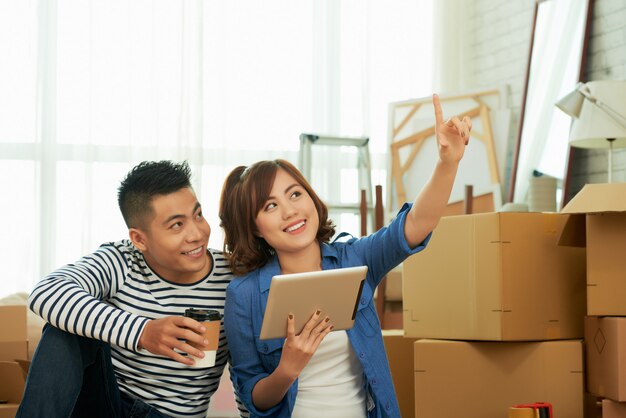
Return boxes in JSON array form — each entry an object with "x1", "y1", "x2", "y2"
[{"x1": 18, "y1": 160, "x2": 245, "y2": 418}]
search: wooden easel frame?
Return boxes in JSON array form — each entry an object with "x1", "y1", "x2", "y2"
[{"x1": 388, "y1": 89, "x2": 502, "y2": 209}]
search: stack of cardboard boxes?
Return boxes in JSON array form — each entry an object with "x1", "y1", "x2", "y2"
[
  {"x1": 399, "y1": 210, "x2": 587, "y2": 417},
  {"x1": 560, "y1": 184, "x2": 626, "y2": 418},
  {"x1": 0, "y1": 306, "x2": 30, "y2": 418}
]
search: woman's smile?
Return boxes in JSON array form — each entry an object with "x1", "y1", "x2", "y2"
[{"x1": 284, "y1": 220, "x2": 306, "y2": 233}]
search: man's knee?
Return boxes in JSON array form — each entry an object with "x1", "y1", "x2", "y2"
[{"x1": 34, "y1": 324, "x2": 109, "y2": 367}]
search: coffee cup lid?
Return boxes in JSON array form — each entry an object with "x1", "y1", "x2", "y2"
[{"x1": 184, "y1": 308, "x2": 221, "y2": 321}]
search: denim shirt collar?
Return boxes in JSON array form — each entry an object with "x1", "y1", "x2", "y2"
[
  {"x1": 258, "y1": 257, "x2": 282, "y2": 294},
  {"x1": 257, "y1": 241, "x2": 341, "y2": 293}
]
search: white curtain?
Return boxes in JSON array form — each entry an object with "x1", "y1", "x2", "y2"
[
  {"x1": 0, "y1": 0, "x2": 433, "y2": 297},
  {"x1": 432, "y1": 0, "x2": 471, "y2": 93}
]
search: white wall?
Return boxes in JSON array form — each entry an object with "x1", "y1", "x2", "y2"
[
  {"x1": 466, "y1": 0, "x2": 626, "y2": 201},
  {"x1": 569, "y1": 0, "x2": 626, "y2": 198}
]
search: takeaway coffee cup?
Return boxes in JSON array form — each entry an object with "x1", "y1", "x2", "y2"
[{"x1": 184, "y1": 308, "x2": 221, "y2": 367}]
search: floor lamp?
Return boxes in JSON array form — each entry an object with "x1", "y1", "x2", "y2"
[{"x1": 556, "y1": 80, "x2": 626, "y2": 183}]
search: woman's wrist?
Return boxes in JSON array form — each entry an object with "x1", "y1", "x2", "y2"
[
  {"x1": 437, "y1": 158, "x2": 461, "y2": 169},
  {"x1": 274, "y1": 360, "x2": 300, "y2": 385}
]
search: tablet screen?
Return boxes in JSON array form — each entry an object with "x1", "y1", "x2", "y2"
[{"x1": 259, "y1": 266, "x2": 368, "y2": 340}]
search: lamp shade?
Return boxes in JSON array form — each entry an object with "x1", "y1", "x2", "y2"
[
  {"x1": 555, "y1": 82, "x2": 586, "y2": 117},
  {"x1": 567, "y1": 80, "x2": 626, "y2": 149}
]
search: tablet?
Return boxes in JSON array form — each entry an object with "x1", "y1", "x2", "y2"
[{"x1": 259, "y1": 266, "x2": 368, "y2": 340}]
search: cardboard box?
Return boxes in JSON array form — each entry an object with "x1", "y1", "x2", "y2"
[
  {"x1": 413, "y1": 339, "x2": 584, "y2": 418},
  {"x1": 0, "y1": 361, "x2": 27, "y2": 418},
  {"x1": 384, "y1": 266, "x2": 402, "y2": 302},
  {"x1": 0, "y1": 306, "x2": 28, "y2": 362},
  {"x1": 585, "y1": 316, "x2": 626, "y2": 401},
  {"x1": 560, "y1": 183, "x2": 626, "y2": 315},
  {"x1": 0, "y1": 404, "x2": 19, "y2": 418},
  {"x1": 585, "y1": 392, "x2": 604, "y2": 418},
  {"x1": 403, "y1": 212, "x2": 586, "y2": 340},
  {"x1": 603, "y1": 399, "x2": 626, "y2": 417},
  {"x1": 382, "y1": 330, "x2": 419, "y2": 418}
]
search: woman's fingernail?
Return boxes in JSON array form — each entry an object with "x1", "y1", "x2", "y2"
[
  {"x1": 289, "y1": 314, "x2": 293, "y2": 319},
  {"x1": 324, "y1": 317, "x2": 330, "y2": 322},
  {"x1": 315, "y1": 310, "x2": 321, "y2": 315}
]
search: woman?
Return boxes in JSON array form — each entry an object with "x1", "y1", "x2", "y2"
[{"x1": 220, "y1": 94, "x2": 471, "y2": 417}]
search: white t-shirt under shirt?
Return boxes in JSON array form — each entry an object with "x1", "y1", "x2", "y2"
[{"x1": 292, "y1": 330, "x2": 367, "y2": 418}]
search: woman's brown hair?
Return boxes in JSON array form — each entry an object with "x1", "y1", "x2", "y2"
[{"x1": 219, "y1": 159, "x2": 335, "y2": 276}]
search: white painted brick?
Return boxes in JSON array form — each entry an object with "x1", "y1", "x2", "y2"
[
  {"x1": 495, "y1": 48, "x2": 508, "y2": 63},
  {"x1": 481, "y1": 54, "x2": 497, "y2": 69},
  {"x1": 596, "y1": 0, "x2": 626, "y2": 17},
  {"x1": 505, "y1": 0, "x2": 526, "y2": 15},
  {"x1": 482, "y1": 0, "x2": 501, "y2": 13},
  {"x1": 594, "y1": 29, "x2": 624, "y2": 51},
  {"x1": 508, "y1": 9, "x2": 533, "y2": 31},
  {"x1": 496, "y1": 4, "x2": 510, "y2": 22},
  {"x1": 494, "y1": 33, "x2": 509, "y2": 51},
  {"x1": 602, "y1": 10, "x2": 626, "y2": 31},
  {"x1": 482, "y1": 7, "x2": 500, "y2": 25},
  {"x1": 507, "y1": 42, "x2": 526, "y2": 60},
  {"x1": 587, "y1": 69, "x2": 610, "y2": 80},
  {"x1": 589, "y1": 50, "x2": 608, "y2": 71},
  {"x1": 605, "y1": 45, "x2": 626, "y2": 66}
]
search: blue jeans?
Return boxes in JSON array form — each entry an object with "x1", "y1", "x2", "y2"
[{"x1": 17, "y1": 324, "x2": 170, "y2": 418}]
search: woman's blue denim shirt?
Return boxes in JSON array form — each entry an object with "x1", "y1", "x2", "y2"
[{"x1": 224, "y1": 203, "x2": 431, "y2": 418}]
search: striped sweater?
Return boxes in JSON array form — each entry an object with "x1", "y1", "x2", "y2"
[{"x1": 29, "y1": 239, "x2": 246, "y2": 418}]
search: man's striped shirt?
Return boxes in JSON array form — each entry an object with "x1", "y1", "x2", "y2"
[{"x1": 29, "y1": 240, "x2": 245, "y2": 418}]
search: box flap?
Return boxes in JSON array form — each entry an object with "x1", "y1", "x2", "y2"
[
  {"x1": 558, "y1": 214, "x2": 587, "y2": 247},
  {"x1": 0, "y1": 404, "x2": 20, "y2": 418},
  {"x1": 14, "y1": 360, "x2": 29, "y2": 376},
  {"x1": 561, "y1": 183, "x2": 626, "y2": 214},
  {"x1": 0, "y1": 361, "x2": 26, "y2": 403}
]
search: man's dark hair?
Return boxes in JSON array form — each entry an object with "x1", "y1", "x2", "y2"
[{"x1": 118, "y1": 160, "x2": 193, "y2": 229}]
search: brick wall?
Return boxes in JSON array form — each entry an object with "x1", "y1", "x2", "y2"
[
  {"x1": 570, "y1": 0, "x2": 626, "y2": 198},
  {"x1": 467, "y1": 0, "x2": 626, "y2": 202}
]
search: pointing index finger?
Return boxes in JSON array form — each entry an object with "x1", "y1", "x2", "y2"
[{"x1": 432, "y1": 94, "x2": 444, "y2": 126}]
